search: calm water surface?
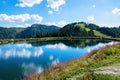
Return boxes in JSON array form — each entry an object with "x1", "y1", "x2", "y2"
[{"x1": 0, "y1": 40, "x2": 114, "y2": 80}]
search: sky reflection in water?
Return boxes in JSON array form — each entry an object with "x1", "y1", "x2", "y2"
[{"x1": 0, "y1": 40, "x2": 114, "y2": 80}]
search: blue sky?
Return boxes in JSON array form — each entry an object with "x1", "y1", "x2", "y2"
[{"x1": 0, "y1": 0, "x2": 120, "y2": 27}]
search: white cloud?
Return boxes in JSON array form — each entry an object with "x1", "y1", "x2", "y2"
[
  {"x1": 58, "y1": 43, "x2": 67, "y2": 50},
  {"x1": 3, "y1": 47, "x2": 43, "y2": 58},
  {"x1": 16, "y1": 0, "x2": 43, "y2": 7},
  {"x1": 16, "y1": 43, "x2": 32, "y2": 48},
  {"x1": 112, "y1": 8, "x2": 120, "y2": 15},
  {"x1": 4, "y1": 48, "x2": 32, "y2": 58},
  {"x1": 0, "y1": 43, "x2": 44, "y2": 59},
  {"x1": 87, "y1": 16, "x2": 95, "y2": 21},
  {"x1": 52, "y1": 59, "x2": 60, "y2": 65},
  {"x1": 47, "y1": 0, "x2": 66, "y2": 11},
  {"x1": 22, "y1": 63, "x2": 43, "y2": 76},
  {"x1": 45, "y1": 44, "x2": 57, "y2": 48},
  {"x1": 48, "y1": 10, "x2": 53, "y2": 14},
  {"x1": 0, "y1": 14, "x2": 43, "y2": 23},
  {"x1": 45, "y1": 43, "x2": 67, "y2": 50},
  {"x1": 88, "y1": 42, "x2": 115, "y2": 53},
  {"x1": 46, "y1": 20, "x2": 68, "y2": 27},
  {"x1": 57, "y1": 20, "x2": 67, "y2": 27},
  {"x1": 34, "y1": 47, "x2": 43, "y2": 57},
  {"x1": 45, "y1": 22, "x2": 57, "y2": 26},
  {"x1": 49, "y1": 55, "x2": 54, "y2": 60},
  {"x1": 31, "y1": 14, "x2": 43, "y2": 23},
  {"x1": 74, "y1": 20, "x2": 79, "y2": 23},
  {"x1": 0, "y1": 14, "x2": 30, "y2": 22},
  {"x1": 16, "y1": 23, "x2": 31, "y2": 27}
]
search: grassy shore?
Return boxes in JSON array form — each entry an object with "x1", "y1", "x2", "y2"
[
  {"x1": 22, "y1": 42, "x2": 120, "y2": 80},
  {"x1": 0, "y1": 37, "x2": 120, "y2": 80},
  {"x1": 0, "y1": 37, "x2": 120, "y2": 45}
]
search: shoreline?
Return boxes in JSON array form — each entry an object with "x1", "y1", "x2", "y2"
[
  {"x1": 0, "y1": 37, "x2": 120, "y2": 45},
  {"x1": 23, "y1": 42, "x2": 120, "y2": 80},
  {"x1": 0, "y1": 37, "x2": 120, "y2": 80}
]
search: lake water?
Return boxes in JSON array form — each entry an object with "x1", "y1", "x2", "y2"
[{"x1": 0, "y1": 40, "x2": 114, "y2": 80}]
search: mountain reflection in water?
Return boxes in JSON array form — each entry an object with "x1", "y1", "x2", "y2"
[{"x1": 0, "y1": 40, "x2": 113, "y2": 80}]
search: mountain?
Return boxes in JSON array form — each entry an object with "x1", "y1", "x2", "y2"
[
  {"x1": 51, "y1": 22, "x2": 110, "y2": 37},
  {"x1": 0, "y1": 22, "x2": 120, "y2": 39},
  {"x1": 16, "y1": 24, "x2": 60, "y2": 38},
  {"x1": 0, "y1": 27, "x2": 24, "y2": 39}
]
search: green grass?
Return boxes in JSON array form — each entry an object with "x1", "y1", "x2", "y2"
[
  {"x1": 74, "y1": 23, "x2": 110, "y2": 38},
  {"x1": 93, "y1": 30, "x2": 111, "y2": 38},
  {"x1": 27, "y1": 43, "x2": 120, "y2": 80},
  {"x1": 75, "y1": 23, "x2": 86, "y2": 29},
  {"x1": 75, "y1": 23, "x2": 90, "y2": 31}
]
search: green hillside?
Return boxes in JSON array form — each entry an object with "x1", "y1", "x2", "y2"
[
  {"x1": 52, "y1": 22, "x2": 110, "y2": 38},
  {"x1": 0, "y1": 22, "x2": 120, "y2": 39},
  {"x1": 75, "y1": 23, "x2": 110, "y2": 37},
  {"x1": 0, "y1": 27, "x2": 24, "y2": 39},
  {"x1": 16, "y1": 24, "x2": 60, "y2": 38}
]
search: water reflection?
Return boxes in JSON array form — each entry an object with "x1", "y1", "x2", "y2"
[
  {"x1": 29, "y1": 40, "x2": 109, "y2": 48},
  {"x1": 45, "y1": 43, "x2": 67, "y2": 50},
  {"x1": 0, "y1": 40, "x2": 113, "y2": 80},
  {"x1": 22, "y1": 63, "x2": 43, "y2": 76},
  {"x1": 0, "y1": 44, "x2": 43, "y2": 59}
]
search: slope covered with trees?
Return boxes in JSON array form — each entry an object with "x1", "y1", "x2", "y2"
[
  {"x1": 16, "y1": 24, "x2": 60, "y2": 38},
  {"x1": 0, "y1": 27, "x2": 24, "y2": 39},
  {"x1": 51, "y1": 22, "x2": 110, "y2": 37},
  {"x1": 0, "y1": 22, "x2": 120, "y2": 39}
]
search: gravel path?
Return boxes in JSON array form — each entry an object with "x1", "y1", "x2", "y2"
[
  {"x1": 94, "y1": 64, "x2": 120, "y2": 74},
  {"x1": 66, "y1": 64, "x2": 120, "y2": 80}
]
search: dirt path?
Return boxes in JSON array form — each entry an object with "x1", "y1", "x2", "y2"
[
  {"x1": 66, "y1": 64, "x2": 120, "y2": 80},
  {"x1": 94, "y1": 64, "x2": 120, "y2": 74}
]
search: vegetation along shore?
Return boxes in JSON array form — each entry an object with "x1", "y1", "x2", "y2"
[
  {"x1": 21, "y1": 41, "x2": 120, "y2": 80},
  {"x1": 1, "y1": 37, "x2": 120, "y2": 45}
]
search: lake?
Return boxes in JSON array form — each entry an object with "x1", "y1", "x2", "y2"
[{"x1": 0, "y1": 39, "x2": 114, "y2": 80}]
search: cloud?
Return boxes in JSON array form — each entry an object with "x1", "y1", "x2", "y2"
[
  {"x1": 0, "y1": 14, "x2": 43, "y2": 23},
  {"x1": 49, "y1": 55, "x2": 54, "y2": 60},
  {"x1": 47, "y1": 0, "x2": 66, "y2": 11},
  {"x1": 88, "y1": 42, "x2": 115, "y2": 53},
  {"x1": 31, "y1": 14, "x2": 43, "y2": 23},
  {"x1": 34, "y1": 47, "x2": 43, "y2": 57},
  {"x1": 87, "y1": 16, "x2": 95, "y2": 21},
  {"x1": 16, "y1": 0, "x2": 43, "y2": 7},
  {"x1": 0, "y1": 43, "x2": 44, "y2": 59},
  {"x1": 4, "y1": 48, "x2": 32, "y2": 58},
  {"x1": 112, "y1": 8, "x2": 120, "y2": 15},
  {"x1": 45, "y1": 43, "x2": 67, "y2": 50},
  {"x1": 22, "y1": 63, "x2": 43, "y2": 76},
  {"x1": 16, "y1": 23, "x2": 31, "y2": 27},
  {"x1": 48, "y1": 10, "x2": 53, "y2": 14},
  {"x1": 46, "y1": 20, "x2": 68, "y2": 27},
  {"x1": 58, "y1": 43, "x2": 67, "y2": 50},
  {"x1": 16, "y1": 43, "x2": 32, "y2": 48},
  {"x1": 51, "y1": 59, "x2": 60, "y2": 65},
  {"x1": 57, "y1": 20, "x2": 67, "y2": 27}
]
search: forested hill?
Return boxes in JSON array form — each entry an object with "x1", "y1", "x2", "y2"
[
  {"x1": 0, "y1": 22, "x2": 120, "y2": 39},
  {"x1": 0, "y1": 27, "x2": 24, "y2": 39},
  {"x1": 16, "y1": 24, "x2": 60, "y2": 38},
  {"x1": 51, "y1": 22, "x2": 120, "y2": 38}
]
